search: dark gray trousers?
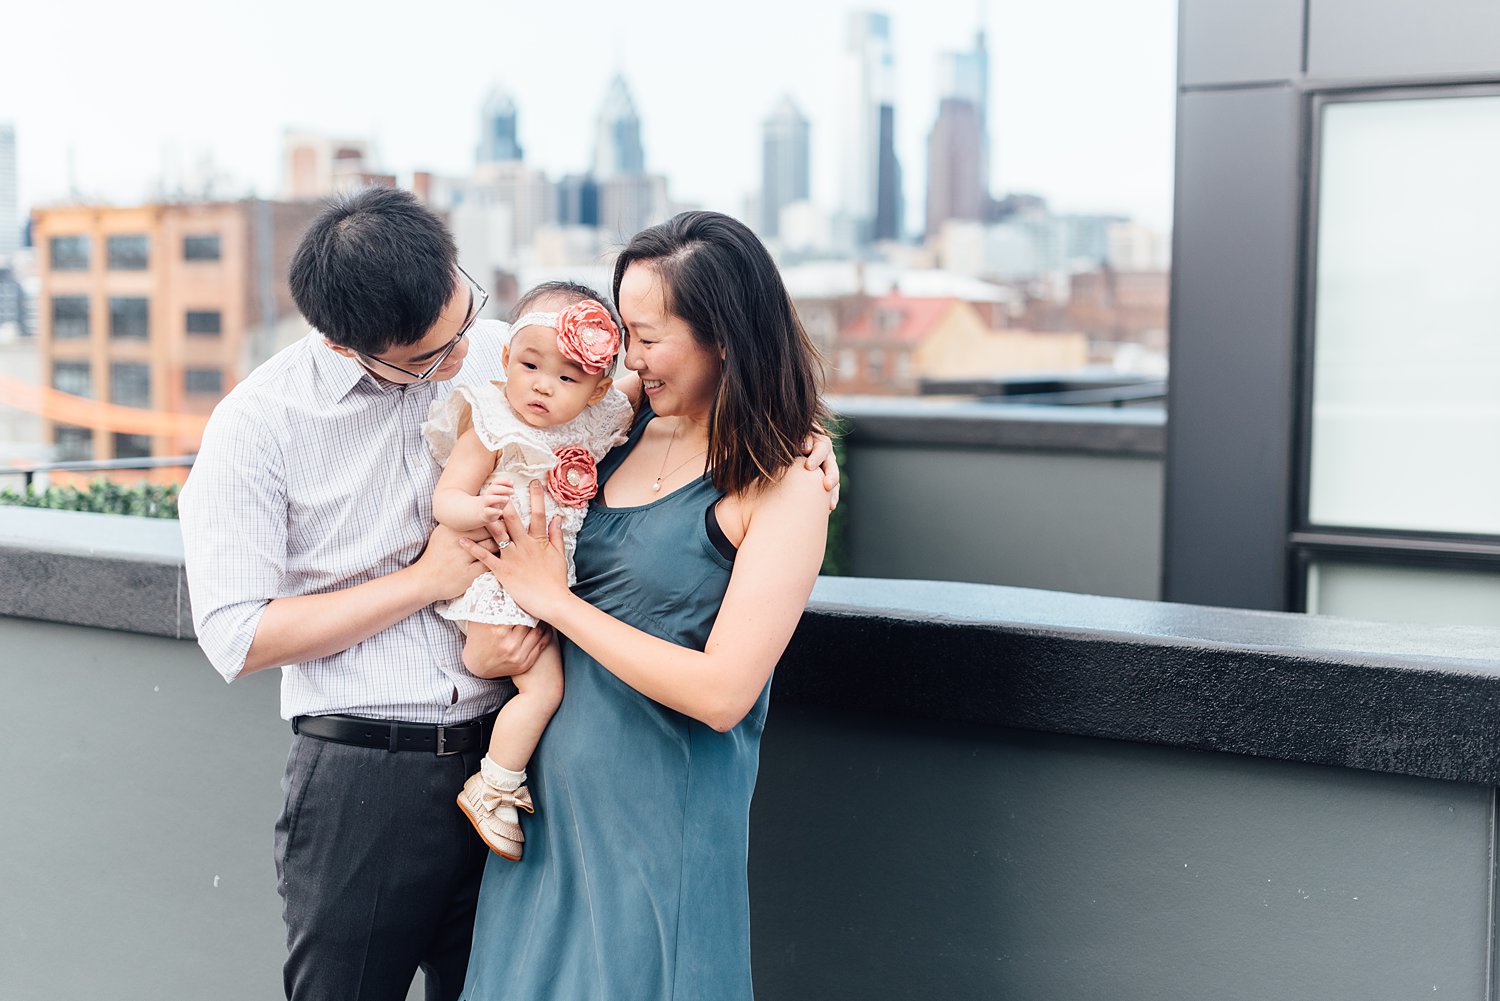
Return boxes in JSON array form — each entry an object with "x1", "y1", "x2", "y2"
[{"x1": 274, "y1": 733, "x2": 489, "y2": 1001}]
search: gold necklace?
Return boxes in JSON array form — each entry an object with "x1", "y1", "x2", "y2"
[{"x1": 652, "y1": 419, "x2": 708, "y2": 492}]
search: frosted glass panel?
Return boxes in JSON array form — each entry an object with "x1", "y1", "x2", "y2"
[
  {"x1": 1306, "y1": 560, "x2": 1500, "y2": 629},
  {"x1": 1308, "y1": 96, "x2": 1500, "y2": 535}
]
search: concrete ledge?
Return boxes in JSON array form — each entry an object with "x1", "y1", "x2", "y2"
[
  {"x1": 785, "y1": 577, "x2": 1500, "y2": 785},
  {"x1": 7, "y1": 508, "x2": 1498, "y2": 787},
  {"x1": 833, "y1": 397, "x2": 1166, "y2": 456},
  {"x1": 0, "y1": 508, "x2": 188, "y2": 639}
]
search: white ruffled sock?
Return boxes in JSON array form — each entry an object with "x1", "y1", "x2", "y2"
[{"x1": 480, "y1": 757, "x2": 526, "y2": 825}]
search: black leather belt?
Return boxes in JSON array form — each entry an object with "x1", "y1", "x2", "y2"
[{"x1": 292, "y1": 712, "x2": 497, "y2": 756}]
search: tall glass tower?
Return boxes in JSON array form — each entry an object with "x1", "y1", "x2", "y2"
[
  {"x1": 477, "y1": 87, "x2": 524, "y2": 164},
  {"x1": 761, "y1": 96, "x2": 811, "y2": 239},
  {"x1": 839, "y1": 11, "x2": 903, "y2": 245},
  {"x1": 592, "y1": 75, "x2": 646, "y2": 180}
]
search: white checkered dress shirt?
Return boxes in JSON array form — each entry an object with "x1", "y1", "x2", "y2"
[{"x1": 181, "y1": 321, "x2": 513, "y2": 723}]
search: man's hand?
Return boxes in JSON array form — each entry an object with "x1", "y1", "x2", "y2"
[
  {"x1": 411, "y1": 523, "x2": 494, "y2": 602},
  {"x1": 802, "y1": 433, "x2": 841, "y2": 511},
  {"x1": 463, "y1": 623, "x2": 553, "y2": 679}
]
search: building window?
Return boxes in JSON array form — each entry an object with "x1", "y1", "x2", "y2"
[
  {"x1": 866, "y1": 348, "x2": 886, "y2": 379},
  {"x1": 185, "y1": 310, "x2": 222, "y2": 336},
  {"x1": 49, "y1": 235, "x2": 91, "y2": 271},
  {"x1": 113, "y1": 433, "x2": 153, "y2": 460},
  {"x1": 184, "y1": 368, "x2": 224, "y2": 395},
  {"x1": 109, "y1": 297, "x2": 149, "y2": 339},
  {"x1": 184, "y1": 234, "x2": 221, "y2": 261},
  {"x1": 52, "y1": 296, "x2": 90, "y2": 339},
  {"x1": 1294, "y1": 88, "x2": 1500, "y2": 630},
  {"x1": 106, "y1": 234, "x2": 149, "y2": 270},
  {"x1": 110, "y1": 362, "x2": 151, "y2": 407},
  {"x1": 54, "y1": 425, "x2": 93, "y2": 462},
  {"x1": 51, "y1": 361, "x2": 92, "y2": 398}
]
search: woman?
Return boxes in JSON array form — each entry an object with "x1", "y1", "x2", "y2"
[{"x1": 455, "y1": 211, "x2": 832, "y2": 1000}]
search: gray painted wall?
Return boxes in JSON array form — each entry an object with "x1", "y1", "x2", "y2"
[
  {"x1": 1, "y1": 619, "x2": 288, "y2": 1000},
  {"x1": 846, "y1": 443, "x2": 1162, "y2": 599},
  {"x1": 837, "y1": 401, "x2": 1165, "y2": 600}
]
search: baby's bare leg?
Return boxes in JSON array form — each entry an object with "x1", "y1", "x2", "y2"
[{"x1": 486, "y1": 641, "x2": 564, "y2": 771}]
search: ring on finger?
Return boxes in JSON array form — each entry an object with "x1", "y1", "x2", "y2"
[{"x1": 496, "y1": 539, "x2": 512, "y2": 551}]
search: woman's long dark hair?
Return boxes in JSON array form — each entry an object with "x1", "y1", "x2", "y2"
[{"x1": 612, "y1": 211, "x2": 830, "y2": 496}]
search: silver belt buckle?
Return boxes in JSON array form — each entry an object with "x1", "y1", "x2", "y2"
[{"x1": 435, "y1": 724, "x2": 460, "y2": 757}]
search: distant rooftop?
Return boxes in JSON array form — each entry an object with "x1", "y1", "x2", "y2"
[{"x1": 780, "y1": 261, "x2": 1018, "y2": 304}]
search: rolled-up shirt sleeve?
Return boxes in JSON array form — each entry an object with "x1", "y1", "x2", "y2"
[{"x1": 181, "y1": 400, "x2": 288, "y2": 683}]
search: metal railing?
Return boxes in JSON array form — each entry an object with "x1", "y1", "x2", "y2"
[{"x1": 0, "y1": 454, "x2": 196, "y2": 490}]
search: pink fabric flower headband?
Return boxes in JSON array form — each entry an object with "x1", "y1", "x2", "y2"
[{"x1": 512, "y1": 300, "x2": 621, "y2": 375}]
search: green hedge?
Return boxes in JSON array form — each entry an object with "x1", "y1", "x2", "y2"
[{"x1": 0, "y1": 481, "x2": 180, "y2": 518}]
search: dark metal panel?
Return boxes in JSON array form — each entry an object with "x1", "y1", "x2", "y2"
[
  {"x1": 1164, "y1": 86, "x2": 1303, "y2": 610},
  {"x1": 752, "y1": 707, "x2": 1492, "y2": 1001},
  {"x1": 1308, "y1": 0, "x2": 1500, "y2": 80},
  {"x1": 1179, "y1": 0, "x2": 1306, "y2": 88}
]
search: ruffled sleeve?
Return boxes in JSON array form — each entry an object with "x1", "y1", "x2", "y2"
[
  {"x1": 422, "y1": 387, "x2": 473, "y2": 467},
  {"x1": 581, "y1": 387, "x2": 635, "y2": 460}
]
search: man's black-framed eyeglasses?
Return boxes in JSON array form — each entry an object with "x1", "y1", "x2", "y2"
[{"x1": 361, "y1": 265, "x2": 489, "y2": 381}]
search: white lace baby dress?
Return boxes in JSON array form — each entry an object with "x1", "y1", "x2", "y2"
[{"x1": 422, "y1": 379, "x2": 632, "y2": 629}]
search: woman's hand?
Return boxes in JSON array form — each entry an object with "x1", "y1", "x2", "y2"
[
  {"x1": 801, "y1": 433, "x2": 841, "y2": 510},
  {"x1": 458, "y1": 480, "x2": 571, "y2": 620}
]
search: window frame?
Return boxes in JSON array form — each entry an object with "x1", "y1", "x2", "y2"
[{"x1": 1289, "y1": 82, "x2": 1500, "y2": 610}]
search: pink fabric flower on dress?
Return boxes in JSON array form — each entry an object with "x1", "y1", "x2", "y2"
[
  {"x1": 555, "y1": 301, "x2": 620, "y2": 375},
  {"x1": 548, "y1": 446, "x2": 599, "y2": 507}
]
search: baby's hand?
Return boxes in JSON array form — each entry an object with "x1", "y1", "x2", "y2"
[{"x1": 478, "y1": 481, "x2": 515, "y2": 523}]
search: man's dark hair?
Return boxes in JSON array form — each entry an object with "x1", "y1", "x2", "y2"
[{"x1": 288, "y1": 187, "x2": 457, "y2": 355}]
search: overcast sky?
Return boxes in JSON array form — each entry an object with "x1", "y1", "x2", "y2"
[{"x1": 4, "y1": 0, "x2": 1178, "y2": 232}]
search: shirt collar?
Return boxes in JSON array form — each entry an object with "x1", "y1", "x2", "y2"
[{"x1": 308, "y1": 329, "x2": 405, "y2": 405}]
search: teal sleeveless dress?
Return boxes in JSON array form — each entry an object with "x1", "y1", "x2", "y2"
[{"x1": 460, "y1": 406, "x2": 769, "y2": 1001}]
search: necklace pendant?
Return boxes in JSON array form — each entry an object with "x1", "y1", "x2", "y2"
[{"x1": 651, "y1": 480, "x2": 662, "y2": 492}]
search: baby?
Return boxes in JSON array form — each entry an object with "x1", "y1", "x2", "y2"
[{"x1": 423, "y1": 281, "x2": 631, "y2": 860}]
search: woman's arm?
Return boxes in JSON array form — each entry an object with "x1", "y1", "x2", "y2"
[
  {"x1": 464, "y1": 470, "x2": 829, "y2": 731},
  {"x1": 433, "y1": 429, "x2": 513, "y2": 531}
]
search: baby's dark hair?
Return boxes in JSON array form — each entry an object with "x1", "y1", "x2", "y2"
[{"x1": 512, "y1": 280, "x2": 623, "y2": 335}]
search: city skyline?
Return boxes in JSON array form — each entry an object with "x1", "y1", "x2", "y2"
[{"x1": 2, "y1": 0, "x2": 1176, "y2": 233}]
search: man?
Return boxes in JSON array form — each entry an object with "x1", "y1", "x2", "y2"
[
  {"x1": 182, "y1": 187, "x2": 546, "y2": 1001},
  {"x1": 182, "y1": 187, "x2": 838, "y2": 1000}
]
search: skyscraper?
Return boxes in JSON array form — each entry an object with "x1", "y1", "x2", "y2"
[
  {"x1": 591, "y1": 75, "x2": 664, "y2": 239},
  {"x1": 874, "y1": 104, "x2": 904, "y2": 242},
  {"x1": 592, "y1": 75, "x2": 646, "y2": 180},
  {"x1": 0, "y1": 123, "x2": 17, "y2": 264},
  {"x1": 839, "y1": 11, "x2": 903, "y2": 245},
  {"x1": 925, "y1": 31, "x2": 991, "y2": 238},
  {"x1": 477, "y1": 86, "x2": 524, "y2": 164},
  {"x1": 761, "y1": 97, "x2": 811, "y2": 239}
]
